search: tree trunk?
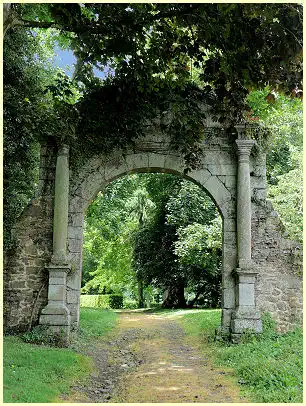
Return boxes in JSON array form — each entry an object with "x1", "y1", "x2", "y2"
[
  {"x1": 4, "y1": 4, "x2": 20, "y2": 37},
  {"x1": 138, "y1": 278, "x2": 144, "y2": 308},
  {"x1": 187, "y1": 289, "x2": 202, "y2": 308},
  {"x1": 162, "y1": 283, "x2": 186, "y2": 308}
]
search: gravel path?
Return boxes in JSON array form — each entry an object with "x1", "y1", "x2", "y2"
[{"x1": 61, "y1": 311, "x2": 248, "y2": 403}]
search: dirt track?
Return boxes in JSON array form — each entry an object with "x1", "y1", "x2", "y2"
[{"x1": 61, "y1": 311, "x2": 247, "y2": 403}]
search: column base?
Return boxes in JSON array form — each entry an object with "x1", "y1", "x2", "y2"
[
  {"x1": 39, "y1": 303, "x2": 71, "y2": 326},
  {"x1": 231, "y1": 307, "x2": 262, "y2": 335},
  {"x1": 39, "y1": 303, "x2": 71, "y2": 345},
  {"x1": 215, "y1": 326, "x2": 231, "y2": 342}
]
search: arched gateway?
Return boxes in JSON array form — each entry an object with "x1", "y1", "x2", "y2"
[{"x1": 4, "y1": 120, "x2": 302, "y2": 342}]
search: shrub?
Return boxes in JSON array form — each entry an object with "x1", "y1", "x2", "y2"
[
  {"x1": 97, "y1": 295, "x2": 111, "y2": 309},
  {"x1": 123, "y1": 299, "x2": 138, "y2": 309},
  {"x1": 80, "y1": 294, "x2": 110, "y2": 308},
  {"x1": 80, "y1": 294, "x2": 123, "y2": 309},
  {"x1": 259, "y1": 312, "x2": 278, "y2": 340},
  {"x1": 109, "y1": 294, "x2": 123, "y2": 309}
]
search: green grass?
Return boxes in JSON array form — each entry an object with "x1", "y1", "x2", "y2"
[
  {"x1": 3, "y1": 308, "x2": 118, "y2": 403},
  {"x1": 179, "y1": 309, "x2": 303, "y2": 403},
  {"x1": 3, "y1": 336, "x2": 92, "y2": 403},
  {"x1": 79, "y1": 307, "x2": 118, "y2": 337}
]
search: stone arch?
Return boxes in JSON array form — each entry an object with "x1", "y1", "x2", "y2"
[
  {"x1": 66, "y1": 148, "x2": 237, "y2": 331},
  {"x1": 4, "y1": 128, "x2": 302, "y2": 340}
]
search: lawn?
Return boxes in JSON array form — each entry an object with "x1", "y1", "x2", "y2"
[
  {"x1": 179, "y1": 309, "x2": 303, "y2": 403},
  {"x1": 3, "y1": 308, "x2": 118, "y2": 403}
]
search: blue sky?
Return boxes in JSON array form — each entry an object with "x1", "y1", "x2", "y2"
[{"x1": 53, "y1": 46, "x2": 106, "y2": 79}]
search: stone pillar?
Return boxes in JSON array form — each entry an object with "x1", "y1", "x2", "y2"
[
  {"x1": 231, "y1": 139, "x2": 262, "y2": 340},
  {"x1": 39, "y1": 145, "x2": 71, "y2": 338}
]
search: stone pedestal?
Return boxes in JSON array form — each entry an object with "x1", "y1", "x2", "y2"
[
  {"x1": 39, "y1": 264, "x2": 71, "y2": 335},
  {"x1": 231, "y1": 267, "x2": 262, "y2": 339}
]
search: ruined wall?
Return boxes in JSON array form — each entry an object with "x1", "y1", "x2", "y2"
[
  {"x1": 249, "y1": 150, "x2": 303, "y2": 331},
  {"x1": 4, "y1": 141, "x2": 56, "y2": 333},
  {"x1": 252, "y1": 200, "x2": 303, "y2": 331}
]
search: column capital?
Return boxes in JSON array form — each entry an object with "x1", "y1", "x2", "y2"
[
  {"x1": 58, "y1": 144, "x2": 69, "y2": 156},
  {"x1": 233, "y1": 266, "x2": 258, "y2": 284},
  {"x1": 47, "y1": 261, "x2": 71, "y2": 272},
  {"x1": 235, "y1": 139, "x2": 255, "y2": 159}
]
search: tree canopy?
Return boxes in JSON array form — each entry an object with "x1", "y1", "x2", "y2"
[{"x1": 4, "y1": 3, "x2": 303, "y2": 154}]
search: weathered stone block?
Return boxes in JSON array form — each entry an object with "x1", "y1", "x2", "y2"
[
  {"x1": 48, "y1": 285, "x2": 65, "y2": 301},
  {"x1": 238, "y1": 283, "x2": 255, "y2": 306},
  {"x1": 238, "y1": 274, "x2": 256, "y2": 284},
  {"x1": 224, "y1": 231, "x2": 236, "y2": 246},
  {"x1": 251, "y1": 176, "x2": 266, "y2": 189},
  {"x1": 68, "y1": 212, "x2": 84, "y2": 228},
  {"x1": 231, "y1": 318, "x2": 262, "y2": 334},
  {"x1": 125, "y1": 154, "x2": 149, "y2": 172},
  {"x1": 67, "y1": 271, "x2": 81, "y2": 290},
  {"x1": 39, "y1": 314, "x2": 70, "y2": 325},
  {"x1": 221, "y1": 309, "x2": 233, "y2": 328},
  {"x1": 67, "y1": 290, "x2": 79, "y2": 304},
  {"x1": 222, "y1": 287, "x2": 235, "y2": 308},
  {"x1": 222, "y1": 275, "x2": 235, "y2": 289},
  {"x1": 69, "y1": 196, "x2": 86, "y2": 214},
  {"x1": 67, "y1": 226, "x2": 83, "y2": 240},
  {"x1": 253, "y1": 188, "x2": 267, "y2": 201},
  {"x1": 223, "y1": 218, "x2": 236, "y2": 232},
  {"x1": 147, "y1": 152, "x2": 166, "y2": 169},
  {"x1": 188, "y1": 168, "x2": 211, "y2": 186},
  {"x1": 225, "y1": 175, "x2": 236, "y2": 188},
  {"x1": 203, "y1": 176, "x2": 232, "y2": 209},
  {"x1": 207, "y1": 164, "x2": 236, "y2": 176},
  {"x1": 105, "y1": 160, "x2": 129, "y2": 182},
  {"x1": 164, "y1": 154, "x2": 185, "y2": 172},
  {"x1": 49, "y1": 277, "x2": 66, "y2": 285},
  {"x1": 68, "y1": 239, "x2": 82, "y2": 253}
]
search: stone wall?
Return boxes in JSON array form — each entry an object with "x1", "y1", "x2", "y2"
[
  {"x1": 252, "y1": 200, "x2": 303, "y2": 331},
  {"x1": 4, "y1": 141, "x2": 56, "y2": 333},
  {"x1": 249, "y1": 150, "x2": 302, "y2": 331}
]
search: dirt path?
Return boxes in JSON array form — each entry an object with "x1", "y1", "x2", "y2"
[{"x1": 62, "y1": 311, "x2": 247, "y2": 403}]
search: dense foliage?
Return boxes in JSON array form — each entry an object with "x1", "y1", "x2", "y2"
[
  {"x1": 3, "y1": 28, "x2": 55, "y2": 249},
  {"x1": 82, "y1": 173, "x2": 222, "y2": 308},
  {"x1": 247, "y1": 88, "x2": 303, "y2": 242},
  {"x1": 4, "y1": 4, "x2": 303, "y2": 161}
]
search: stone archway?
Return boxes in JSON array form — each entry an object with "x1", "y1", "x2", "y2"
[
  {"x1": 37, "y1": 129, "x2": 263, "y2": 341},
  {"x1": 4, "y1": 125, "x2": 302, "y2": 340}
]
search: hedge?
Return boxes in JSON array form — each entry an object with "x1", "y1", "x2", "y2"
[{"x1": 80, "y1": 294, "x2": 123, "y2": 309}]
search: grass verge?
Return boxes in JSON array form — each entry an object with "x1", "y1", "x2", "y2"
[
  {"x1": 3, "y1": 336, "x2": 92, "y2": 403},
  {"x1": 79, "y1": 307, "x2": 118, "y2": 337},
  {"x1": 179, "y1": 309, "x2": 303, "y2": 403},
  {"x1": 3, "y1": 308, "x2": 118, "y2": 403}
]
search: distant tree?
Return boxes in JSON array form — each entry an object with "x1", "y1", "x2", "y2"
[
  {"x1": 247, "y1": 89, "x2": 303, "y2": 242},
  {"x1": 134, "y1": 175, "x2": 222, "y2": 308},
  {"x1": 3, "y1": 27, "x2": 58, "y2": 250}
]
